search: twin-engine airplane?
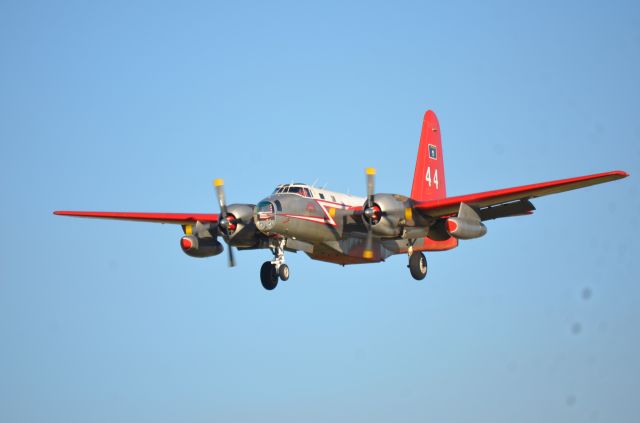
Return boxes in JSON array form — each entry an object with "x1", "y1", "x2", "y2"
[{"x1": 55, "y1": 111, "x2": 628, "y2": 290}]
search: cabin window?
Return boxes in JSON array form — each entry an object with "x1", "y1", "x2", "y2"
[
  {"x1": 331, "y1": 195, "x2": 336, "y2": 202},
  {"x1": 319, "y1": 193, "x2": 325, "y2": 199}
]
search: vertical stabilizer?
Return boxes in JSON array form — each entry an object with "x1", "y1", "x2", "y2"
[{"x1": 411, "y1": 110, "x2": 446, "y2": 201}]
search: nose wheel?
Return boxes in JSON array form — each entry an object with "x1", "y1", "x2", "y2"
[
  {"x1": 260, "y1": 239, "x2": 288, "y2": 290},
  {"x1": 278, "y1": 263, "x2": 290, "y2": 281},
  {"x1": 260, "y1": 261, "x2": 278, "y2": 290}
]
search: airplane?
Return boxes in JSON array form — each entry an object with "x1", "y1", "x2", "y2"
[{"x1": 54, "y1": 110, "x2": 629, "y2": 290}]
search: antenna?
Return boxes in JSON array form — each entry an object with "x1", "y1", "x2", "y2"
[{"x1": 311, "y1": 178, "x2": 318, "y2": 188}]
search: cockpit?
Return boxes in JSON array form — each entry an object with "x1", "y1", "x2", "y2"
[{"x1": 272, "y1": 184, "x2": 313, "y2": 198}]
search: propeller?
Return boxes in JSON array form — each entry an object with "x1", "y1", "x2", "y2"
[
  {"x1": 213, "y1": 178, "x2": 236, "y2": 267},
  {"x1": 363, "y1": 167, "x2": 376, "y2": 259}
]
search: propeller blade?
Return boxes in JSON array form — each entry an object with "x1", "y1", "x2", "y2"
[
  {"x1": 228, "y1": 245, "x2": 236, "y2": 267},
  {"x1": 366, "y1": 167, "x2": 376, "y2": 207},
  {"x1": 363, "y1": 167, "x2": 376, "y2": 259},
  {"x1": 363, "y1": 228, "x2": 373, "y2": 259},
  {"x1": 214, "y1": 178, "x2": 236, "y2": 267},
  {"x1": 213, "y1": 178, "x2": 228, "y2": 218}
]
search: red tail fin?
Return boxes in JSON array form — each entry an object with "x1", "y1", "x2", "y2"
[{"x1": 411, "y1": 110, "x2": 446, "y2": 201}]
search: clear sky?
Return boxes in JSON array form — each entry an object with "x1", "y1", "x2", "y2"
[{"x1": 1, "y1": 1, "x2": 638, "y2": 422}]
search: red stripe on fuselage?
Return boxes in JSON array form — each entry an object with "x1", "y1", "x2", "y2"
[{"x1": 278, "y1": 199, "x2": 354, "y2": 226}]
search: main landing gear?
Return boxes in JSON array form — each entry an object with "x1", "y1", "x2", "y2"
[
  {"x1": 260, "y1": 239, "x2": 288, "y2": 290},
  {"x1": 407, "y1": 241, "x2": 428, "y2": 280}
]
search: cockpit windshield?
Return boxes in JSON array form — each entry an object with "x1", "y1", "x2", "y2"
[
  {"x1": 288, "y1": 186, "x2": 311, "y2": 197},
  {"x1": 272, "y1": 185, "x2": 312, "y2": 197}
]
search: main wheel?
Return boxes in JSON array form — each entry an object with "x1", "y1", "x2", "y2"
[
  {"x1": 260, "y1": 261, "x2": 279, "y2": 290},
  {"x1": 408, "y1": 252, "x2": 427, "y2": 280},
  {"x1": 278, "y1": 264, "x2": 290, "y2": 281}
]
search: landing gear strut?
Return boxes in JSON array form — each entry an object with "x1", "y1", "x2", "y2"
[
  {"x1": 260, "y1": 239, "x2": 288, "y2": 290},
  {"x1": 408, "y1": 246, "x2": 427, "y2": 281}
]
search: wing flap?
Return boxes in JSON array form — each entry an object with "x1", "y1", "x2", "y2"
[
  {"x1": 478, "y1": 199, "x2": 535, "y2": 221},
  {"x1": 53, "y1": 211, "x2": 219, "y2": 224},
  {"x1": 414, "y1": 170, "x2": 628, "y2": 218}
]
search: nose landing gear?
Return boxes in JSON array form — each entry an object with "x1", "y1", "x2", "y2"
[
  {"x1": 260, "y1": 261, "x2": 278, "y2": 290},
  {"x1": 278, "y1": 263, "x2": 290, "y2": 281},
  {"x1": 260, "y1": 239, "x2": 288, "y2": 290}
]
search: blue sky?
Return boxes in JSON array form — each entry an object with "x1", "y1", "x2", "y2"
[{"x1": 1, "y1": 1, "x2": 639, "y2": 421}]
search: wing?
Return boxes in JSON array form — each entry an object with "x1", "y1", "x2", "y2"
[
  {"x1": 53, "y1": 211, "x2": 219, "y2": 225},
  {"x1": 414, "y1": 170, "x2": 629, "y2": 219}
]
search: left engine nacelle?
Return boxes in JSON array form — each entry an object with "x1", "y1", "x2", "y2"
[
  {"x1": 180, "y1": 235, "x2": 224, "y2": 258},
  {"x1": 367, "y1": 194, "x2": 411, "y2": 238}
]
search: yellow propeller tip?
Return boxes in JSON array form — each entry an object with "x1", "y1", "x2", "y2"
[
  {"x1": 213, "y1": 178, "x2": 224, "y2": 187},
  {"x1": 365, "y1": 167, "x2": 376, "y2": 175},
  {"x1": 363, "y1": 250, "x2": 373, "y2": 259}
]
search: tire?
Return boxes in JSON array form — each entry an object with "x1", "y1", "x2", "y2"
[
  {"x1": 278, "y1": 264, "x2": 290, "y2": 281},
  {"x1": 408, "y1": 252, "x2": 427, "y2": 280},
  {"x1": 260, "y1": 261, "x2": 278, "y2": 290}
]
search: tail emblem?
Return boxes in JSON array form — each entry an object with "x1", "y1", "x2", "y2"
[{"x1": 428, "y1": 144, "x2": 437, "y2": 160}]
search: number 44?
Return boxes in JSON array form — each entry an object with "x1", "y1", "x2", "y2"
[{"x1": 425, "y1": 166, "x2": 439, "y2": 189}]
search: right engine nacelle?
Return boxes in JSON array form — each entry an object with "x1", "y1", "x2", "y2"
[
  {"x1": 224, "y1": 203, "x2": 263, "y2": 248},
  {"x1": 445, "y1": 217, "x2": 487, "y2": 240},
  {"x1": 180, "y1": 235, "x2": 224, "y2": 258}
]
